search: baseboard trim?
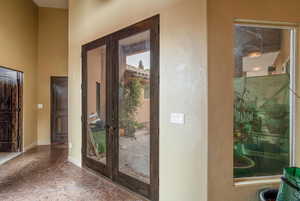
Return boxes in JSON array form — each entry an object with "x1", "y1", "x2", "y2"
[
  {"x1": 23, "y1": 142, "x2": 37, "y2": 152},
  {"x1": 0, "y1": 152, "x2": 22, "y2": 166},
  {"x1": 68, "y1": 156, "x2": 82, "y2": 168},
  {"x1": 37, "y1": 142, "x2": 51, "y2": 146}
]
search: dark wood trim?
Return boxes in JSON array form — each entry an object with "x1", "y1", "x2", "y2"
[
  {"x1": 81, "y1": 15, "x2": 160, "y2": 200},
  {"x1": 81, "y1": 36, "x2": 112, "y2": 178},
  {"x1": 107, "y1": 35, "x2": 114, "y2": 179},
  {"x1": 117, "y1": 172, "x2": 150, "y2": 198},
  {"x1": 150, "y1": 15, "x2": 160, "y2": 201},
  {"x1": 81, "y1": 45, "x2": 88, "y2": 159},
  {"x1": 50, "y1": 76, "x2": 68, "y2": 144},
  {"x1": 17, "y1": 72, "x2": 23, "y2": 152},
  {"x1": 82, "y1": 156, "x2": 109, "y2": 177},
  {"x1": 111, "y1": 35, "x2": 119, "y2": 182}
]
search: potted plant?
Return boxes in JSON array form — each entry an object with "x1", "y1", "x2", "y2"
[
  {"x1": 258, "y1": 188, "x2": 278, "y2": 201},
  {"x1": 234, "y1": 88, "x2": 261, "y2": 175},
  {"x1": 119, "y1": 78, "x2": 143, "y2": 138}
]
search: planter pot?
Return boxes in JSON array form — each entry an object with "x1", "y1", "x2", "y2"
[
  {"x1": 234, "y1": 155, "x2": 255, "y2": 177},
  {"x1": 119, "y1": 128, "x2": 125, "y2": 136},
  {"x1": 119, "y1": 127, "x2": 136, "y2": 137},
  {"x1": 258, "y1": 188, "x2": 278, "y2": 201}
]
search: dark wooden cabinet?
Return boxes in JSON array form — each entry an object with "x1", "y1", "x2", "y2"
[{"x1": 0, "y1": 67, "x2": 23, "y2": 152}]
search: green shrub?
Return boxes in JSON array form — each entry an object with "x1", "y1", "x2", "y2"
[{"x1": 119, "y1": 78, "x2": 143, "y2": 137}]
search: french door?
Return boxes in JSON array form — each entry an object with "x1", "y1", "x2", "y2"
[{"x1": 82, "y1": 15, "x2": 159, "y2": 200}]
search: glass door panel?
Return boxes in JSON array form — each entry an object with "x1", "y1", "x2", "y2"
[
  {"x1": 118, "y1": 30, "x2": 151, "y2": 184},
  {"x1": 86, "y1": 45, "x2": 107, "y2": 165}
]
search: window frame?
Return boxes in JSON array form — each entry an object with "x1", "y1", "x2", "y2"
[{"x1": 233, "y1": 19, "x2": 298, "y2": 183}]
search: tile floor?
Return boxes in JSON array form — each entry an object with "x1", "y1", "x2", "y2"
[{"x1": 0, "y1": 145, "x2": 147, "y2": 201}]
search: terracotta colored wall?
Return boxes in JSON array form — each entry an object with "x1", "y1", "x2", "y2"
[
  {"x1": 37, "y1": 7, "x2": 68, "y2": 145},
  {"x1": 68, "y1": 0, "x2": 208, "y2": 200},
  {"x1": 86, "y1": 47, "x2": 106, "y2": 120},
  {"x1": 136, "y1": 97, "x2": 150, "y2": 124},
  {"x1": 208, "y1": 1, "x2": 300, "y2": 201},
  {"x1": 0, "y1": 0, "x2": 38, "y2": 150}
]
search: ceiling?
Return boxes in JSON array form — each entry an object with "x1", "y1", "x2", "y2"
[{"x1": 32, "y1": 0, "x2": 68, "y2": 9}]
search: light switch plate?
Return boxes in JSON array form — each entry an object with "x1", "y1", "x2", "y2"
[
  {"x1": 37, "y1": 104, "x2": 43, "y2": 109},
  {"x1": 170, "y1": 113, "x2": 185, "y2": 124}
]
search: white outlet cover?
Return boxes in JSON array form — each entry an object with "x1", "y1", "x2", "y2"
[
  {"x1": 170, "y1": 113, "x2": 185, "y2": 124},
  {"x1": 37, "y1": 104, "x2": 43, "y2": 109}
]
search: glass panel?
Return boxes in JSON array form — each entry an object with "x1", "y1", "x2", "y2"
[
  {"x1": 118, "y1": 31, "x2": 151, "y2": 184},
  {"x1": 86, "y1": 46, "x2": 107, "y2": 164},
  {"x1": 234, "y1": 25, "x2": 291, "y2": 178}
]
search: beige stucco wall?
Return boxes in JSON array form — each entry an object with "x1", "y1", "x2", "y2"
[
  {"x1": 68, "y1": 0, "x2": 207, "y2": 200},
  {"x1": 37, "y1": 7, "x2": 68, "y2": 145},
  {"x1": 208, "y1": 1, "x2": 300, "y2": 201},
  {"x1": 0, "y1": 0, "x2": 38, "y2": 150}
]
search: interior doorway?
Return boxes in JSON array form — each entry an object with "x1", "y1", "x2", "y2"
[
  {"x1": 51, "y1": 76, "x2": 68, "y2": 144},
  {"x1": 0, "y1": 67, "x2": 23, "y2": 153},
  {"x1": 82, "y1": 15, "x2": 159, "y2": 200}
]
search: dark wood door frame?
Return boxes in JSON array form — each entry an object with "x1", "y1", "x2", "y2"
[
  {"x1": 17, "y1": 71, "x2": 23, "y2": 152},
  {"x1": 51, "y1": 76, "x2": 68, "y2": 144},
  {"x1": 0, "y1": 66, "x2": 23, "y2": 152},
  {"x1": 112, "y1": 15, "x2": 159, "y2": 200},
  {"x1": 82, "y1": 15, "x2": 159, "y2": 200},
  {"x1": 82, "y1": 35, "x2": 112, "y2": 178}
]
